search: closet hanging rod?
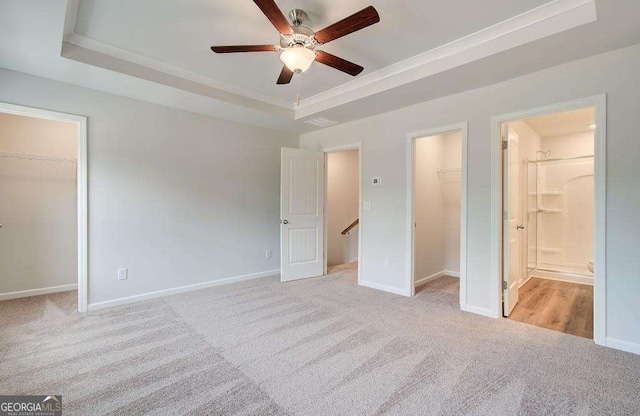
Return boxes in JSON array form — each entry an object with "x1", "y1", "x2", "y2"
[
  {"x1": 437, "y1": 167, "x2": 461, "y2": 173},
  {"x1": 528, "y1": 155, "x2": 594, "y2": 163},
  {"x1": 0, "y1": 152, "x2": 77, "y2": 163}
]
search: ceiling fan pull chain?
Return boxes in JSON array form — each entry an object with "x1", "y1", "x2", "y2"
[{"x1": 296, "y1": 72, "x2": 301, "y2": 107}]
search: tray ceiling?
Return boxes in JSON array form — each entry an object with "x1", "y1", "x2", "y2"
[{"x1": 72, "y1": 0, "x2": 552, "y2": 104}]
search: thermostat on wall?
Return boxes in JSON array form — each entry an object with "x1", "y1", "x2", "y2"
[{"x1": 372, "y1": 177, "x2": 382, "y2": 186}]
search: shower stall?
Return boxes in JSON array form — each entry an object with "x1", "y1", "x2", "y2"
[{"x1": 527, "y1": 155, "x2": 594, "y2": 282}]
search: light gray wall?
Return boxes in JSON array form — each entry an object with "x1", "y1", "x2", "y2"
[
  {"x1": 326, "y1": 149, "x2": 359, "y2": 267},
  {"x1": 300, "y1": 44, "x2": 640, "y2": 348},
  {"x1": 0, "y1": 68, "x2": 297, "y2": 305}
]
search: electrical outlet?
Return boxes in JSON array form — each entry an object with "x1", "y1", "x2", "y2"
[
  {"x1": 265, "y1": 249, "x2": 272, "y2": 259},
  {"x1": 384, "y1": 260, "x2": 391, "y2": 270},
  {"x1": 117, "y1": 268, "x2": 128, "y2": 280}
]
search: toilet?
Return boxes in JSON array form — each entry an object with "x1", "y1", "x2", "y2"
[{"x1": 587, "y1": 260, "x2": 594, "y2": 273}]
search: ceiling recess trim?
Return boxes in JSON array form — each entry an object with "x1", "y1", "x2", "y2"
[
  {"x1": 62, "y1": 0, "x2": 596, "y2": 120},
  {"x1": 295, "y1": 0, "x2": 597, "y2": 118}
]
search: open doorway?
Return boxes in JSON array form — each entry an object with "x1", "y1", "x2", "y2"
[
  {"x1": 496, "y1": 99, "x2": 606, "y2": 341},
  {"x1": 408, "y1": 124, "x2": 467, "y2": 305},
  {"x1": 0, "y1": 103, "x2": 87, "y2": 312},
  {"x1": 324, "y1": 145, "x2": 361, "y2": 282}
]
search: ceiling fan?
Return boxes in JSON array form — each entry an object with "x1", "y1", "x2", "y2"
[{"x1": 211, "y1": 0, "x2": 380, "y2": 85}]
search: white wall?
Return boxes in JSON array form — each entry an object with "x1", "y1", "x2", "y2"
[
  {"x1": 326, "y1": 149, "x2": 359, "y2": 267},
  {"x1": 300, "y1": 44, "x2": 640, "y2": 350},
  {"x1": 414, "y1": 134, "x2": 445, "y2": 281},
  {"x1": 0, "y1": 68, "x2": 297, "y2": 306},
  {"x1": 0, "y1": 112, "x2": 77, "y2": 158},
  {"x1": 0, "y1": 113, "x2": 78, "y2": 294},
  {"x1": 538, "y1": 131, "x2": 595, "y2": 275},
  {"x1": 542, "y1": 131, "x2": 594, "y2": 158},
  {"x1": 414, "y1": 132, "x2": 461, "y2": 283},
  {"x1": 442, "y1": 132, "x2": 462, "y2": 274}
]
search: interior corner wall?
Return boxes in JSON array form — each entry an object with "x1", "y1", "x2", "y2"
[
  {"x1": 0, "y1": 68, "x2": 298, "y2": 306},
  {"x1": 326, "y1": 149, "x2": 359, "y2": 267},
  {"x1": 300, "y1": 43, "x2": 640, "y2": 350}
]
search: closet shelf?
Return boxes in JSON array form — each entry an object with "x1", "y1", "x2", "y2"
[
  {"x1": 528, "y1": 191, "x2": 563, "y2": 196},
  {"x1": 530, "y1": 208, "x2": 562, "y2": 213}
]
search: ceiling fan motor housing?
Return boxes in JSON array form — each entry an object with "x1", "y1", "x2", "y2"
[{"x1": 279, "y1": 25, "x2": 317, "y2": 50}]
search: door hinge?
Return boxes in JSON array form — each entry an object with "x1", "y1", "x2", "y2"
[
  {"x1": 503, "y1": 281, "x2": 508, "y2": 290},
  {"x1": 502, "y1": 140, "x2": 508, "y2": 150}
]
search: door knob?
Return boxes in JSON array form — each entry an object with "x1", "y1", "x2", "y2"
[
  {"x1": 282, "y1": 220, "x2": 289, "y2": 224},
  {"x1": 517, "y1": 224, "x2": 525, "y2": 230}
]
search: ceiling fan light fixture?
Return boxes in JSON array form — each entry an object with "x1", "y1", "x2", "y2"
[{"x1": 280, "y1": 46, "x2": 315, "y2": 74}]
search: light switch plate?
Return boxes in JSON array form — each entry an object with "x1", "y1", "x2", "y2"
[{"x1": 117, "y1": 268, "x2": 128, "y2": 280}]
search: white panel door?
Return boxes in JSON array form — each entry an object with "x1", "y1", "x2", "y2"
[
  {"x1": 503, "y1": 126, "x2": 522, "y2": 316},
  {"x1": 281, "y1": 148, "x2": 325, "y2": 282}
]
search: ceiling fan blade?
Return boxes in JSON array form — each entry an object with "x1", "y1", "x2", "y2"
[
  {"x1": 314, "y1": 6, "x2": 380, "y2": 44},
  {"x1": 211, "y1": 45, "x2": 277, "y2": 53},
  {"x1": 315, "y1": 51, "x2": 364, "y2": 76},
  {"x1": 253, "y1": 0, "x2": 293, "y2": 35},
  {"x1": 277, "y1": 65, "x2": 294, "y2": 84}
]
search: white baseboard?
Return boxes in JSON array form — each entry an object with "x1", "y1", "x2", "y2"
[
  {"x1": 606, "y1": 337, "x2": 640, "y2": 356},
  {"x1": 461, "y1": 304, "x2": 496, "y2": 318},
  {"x1": 0, "y1": 284, "x2": 78, "y2": 301},
  {"x1": 88, "y1": 269, "x2": 280, "y2": 311},
  {"x1": 534, "y1": 270, "x2": 593, "y2": 285},
  {"x1": 415, "y1": 270, "x2": 445, "y2": 287},
  {"x1": 359, "y1": 280, "x2": 410, "y2": 297},
  {"x1": 415, "y1": 270, "x2": 461, "y2": 288}
]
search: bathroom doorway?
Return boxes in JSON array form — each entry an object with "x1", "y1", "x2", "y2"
[{"x1": 495, "y1": 98, "x2": 606, "y2": 341}]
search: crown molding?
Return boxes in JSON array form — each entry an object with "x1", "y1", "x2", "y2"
[
  {"x1": 294, "y1": 0, "x2": 596, "y2": 118},
  {"x1": 61, "y1": 0, "x2": 596, "y2": 121},
  {"x1": 63, "y1": 33, "x2": 295, "y2": 113}
]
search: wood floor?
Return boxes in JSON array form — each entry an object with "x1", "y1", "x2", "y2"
[{"x1": 508, "y1": 277, "x2": 593, "y2": 339}]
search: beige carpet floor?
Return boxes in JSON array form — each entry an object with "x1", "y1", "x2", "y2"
[{"x1": 1, "y1": 264, "x2": 639, "y2": 415}]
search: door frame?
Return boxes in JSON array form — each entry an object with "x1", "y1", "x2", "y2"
[
  {"x1": 490, "y1": 95, "x2": 606, "y2": 345},
  {"x1": 321, "y1": 143, "x2": 363, "y2": 285},
  {"x1": 0, "y1": 102, "x2": 88, "y2": 313},
  {"x1": 406, "y1": 122, "x2": 468, "y2": 306}
]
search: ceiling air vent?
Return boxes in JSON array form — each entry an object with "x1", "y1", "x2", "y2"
[{"x1": 304, "y1": 117, "x2": 338, "y2": 128}]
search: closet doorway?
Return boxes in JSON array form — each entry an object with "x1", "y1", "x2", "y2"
[
  {"x1": 407, "y1": 123, "x2": 468, "y2": 306},
  {"x1": 0, "y1": 103, "x2": 87, "y2": 312}
]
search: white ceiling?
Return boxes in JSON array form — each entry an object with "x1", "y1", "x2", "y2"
[
  {"x1": 1, "y1": 1, "x2": 640, "y2": 133},
  {"x1": 72, "y1": 0, "x2": 551, "y2": 102},
  {"x1": 524, "y1": 107, "x2": 595, "y2": 138}
]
